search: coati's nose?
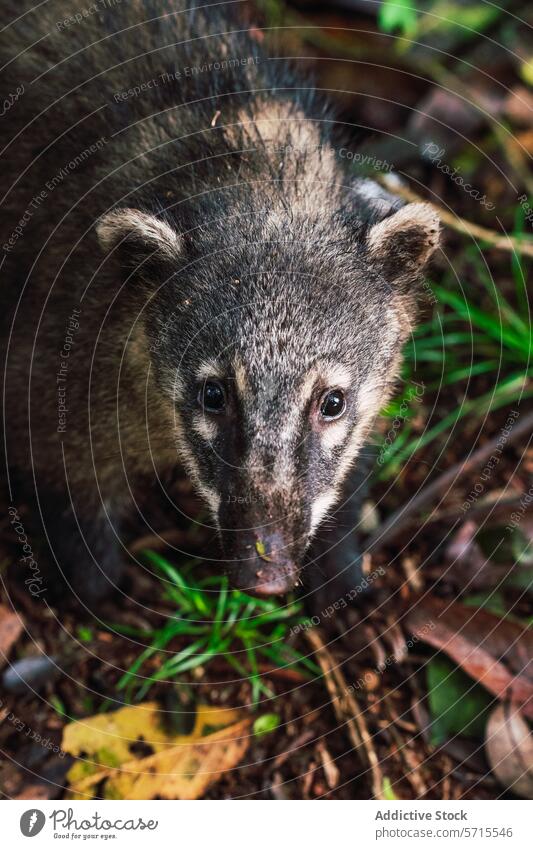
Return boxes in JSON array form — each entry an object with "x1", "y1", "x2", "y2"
[
  {"x1": 227, "y1": 531, "x2": 300, "y2": 597},
  {"x1": 245, "y1": 563, "x2": 300, "y2": 597}
]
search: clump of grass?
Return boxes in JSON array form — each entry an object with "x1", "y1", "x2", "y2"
[
  {"x1": 377, "y1": 234, "x2": 532, "y2": 479},
  {"x1": 114, "y1": 551, "x2": 318, "y2": 705}
]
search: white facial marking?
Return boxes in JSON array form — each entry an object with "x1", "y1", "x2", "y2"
[
  {"x1": 172, "y1": 370, "x2": 185, "y2": 403},
  {"x1": 335, "y1": 377, "x2": 389, "y2": 485},
  {"x1": 197, "y1": 483, "x2": 221, "y2": 518},
  {"x1": 158, "y1": 367, "x2": 185, "y2": 404},
  {"x1": 321, "y1": 417, "x2": 350, "y2": 452},
  {"x1": 310, "y1": 488, "x2": 339, "y2": 535},
  {"x1": 172, "y1": 410, "x2": 220, "y2": 525},
  {"x1": 233, "y1": 357, "x2": 250, "y2": 400},
  {"x1": 309, "y1": 377, "x2": 385, "y2": 535},
  {"x1": 192, "y1": 413, "x2": 218, "y2": 442},
  {"x1": 320, "y1": 363, "x2": 352, "y2": 392},
  {"x1": 196, "y1": 359, "x2": 223, "y2": 381}
]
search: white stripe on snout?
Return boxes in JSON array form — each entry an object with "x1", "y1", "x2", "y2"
[
  {"x1": 310, "y1": 488, "x2": 339, "y2": 535},
  {"x1": 197, "y1": 483, "x2": 221, "y2": 517},
  {"x1": 172, "y1": 409, "x2": 221, "y2": 527}
]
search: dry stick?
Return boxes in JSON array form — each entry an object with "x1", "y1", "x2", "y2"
[
  {"x1": 366, "y1": 409, "x2": 533, "y2": 555},
  {"x1": 375, "y1": 175, "x2": 533, "y2": 258},
  {"x1": 305, "y1": 628, "x2": 384, "y2": 800},
  {"x1": 428, "y1": 493, "x2": 531, "y2": 526}
]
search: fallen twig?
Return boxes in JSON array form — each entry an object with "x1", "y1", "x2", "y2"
[
  {"x1": 305, "y1": 628, "x2": 384, "y2": 799},
  {"x1": 272, "y1": 729, "x2": 316, "y2": 770},
  {"x1": 316, "y1": 739, "x2": 341, "y2": 789},
  {"x1": 366, "y1": 409, "x2": 533, "y2": 554},
  {"x1": 376, "y1": 175, "x2": 533, "y2": 258}
]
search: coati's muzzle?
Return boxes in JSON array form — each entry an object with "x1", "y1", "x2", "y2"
[
  {"x1": 218, "y1": 494, "x2": 305, "y2": 596},
  {"x1": 220, "y1": 527, "x2": 301, "y2": 596}
]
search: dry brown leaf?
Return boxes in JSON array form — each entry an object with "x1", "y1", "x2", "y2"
[
  {"x1": 445, "y1": 521, "x2": 506, "y2": 589},
  {"x1": 0, "y1": 604, "x2": 23, "y2": 668},
  {"x1": 405, "y1": 597, "x2": 533, "y2": 719},
  {"x1": 485, "y1": 703, "x2": 533, "y2": 799},
  {"x1": 63, "y1": 702, "x2": 250, "y2": 800}
]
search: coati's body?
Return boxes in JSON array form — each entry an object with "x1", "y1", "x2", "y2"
[{"x1": 1, "y1": 1, "x2": 439, "y2": 604}]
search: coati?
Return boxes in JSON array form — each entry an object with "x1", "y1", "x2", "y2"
[{"x1": 0, "y1": 0, "x2": 439, "y2": 606}]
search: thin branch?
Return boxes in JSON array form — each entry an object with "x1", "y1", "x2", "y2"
[
  {"x1": 366, "y1": 409, "x2": 533, "y2": 554},
  {"x1": 305, "y1": 628, "x2": 384, "y2": 800},
  {"x1": 375, "y1": 175, "x2": 533, "y2": 258}
]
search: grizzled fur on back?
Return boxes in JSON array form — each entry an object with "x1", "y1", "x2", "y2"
[{"x1": 1, "y1": 0, "x2": 440, "y2": 600}]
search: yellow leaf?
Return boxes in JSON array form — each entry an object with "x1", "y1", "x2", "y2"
[
  {"x1": 521, "y1": 58, "x2": 533, "y2": 88},
  {"x1": 63, "y1": 702, "x2": 250, "y2": 800},
  {"x1": 255, "y1": 539, "x2": 273, "y2": 562}
]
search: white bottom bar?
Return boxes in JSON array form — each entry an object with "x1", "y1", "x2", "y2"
[{"x1": 2, "y1": 799, "x2": 530, "y2": 848}]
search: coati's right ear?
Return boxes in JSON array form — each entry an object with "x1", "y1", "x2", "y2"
[
  {"x1": 366, "y1": 202, "x2": 440, "y2": 280},
  {"x1": 96, "y1": 208, "x2": 183, "y2": 280}
]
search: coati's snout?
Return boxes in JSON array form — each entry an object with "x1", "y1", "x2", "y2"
[
  {"x1": 213, "y1": 386, "x2": 353, "y2": 595},
  {"x1": 219, "y1": 526, "x2": 301, "y2": 597},
  {"x1": 219, "y1": 490, "x2": 307, "y2": 596}
]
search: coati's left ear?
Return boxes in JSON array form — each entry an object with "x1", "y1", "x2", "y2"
[
  {"x1": 96, "y1": 208, "x2": 183, "y2": 280},
  {"x1": 366, "y1": 202, "x2": 440, "y2": 278}
]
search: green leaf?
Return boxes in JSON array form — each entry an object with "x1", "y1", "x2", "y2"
[
  {"x1": 446, "y1": 3, "x2": 500, "y2": 35},
  {"x1": 464, "y1": 590, "x2": 531, "y2": 626},
  {"x1": 50, "y1": 695, "x2": 67, "y2": 718},
  {"x1": 378, "y1": 372, "x2": 533, "y2": 477},
  {"x1": 521, "y1": 58, "x2": 533, "y2": 87},
  {"x1": 511, "y1": 530, "x2": 533, "y2": 567},
  {"x1": 511, "y1": 208, "x2": 530, "y2": 319},
  {"x1": 463, "y1": 591, "x2": 508, "y2": 619},
  {"x1": 382, "y1": 776, "x2": 398, "y2": 800},
  {"x1": 253, "y1": 713, "x2": 280, "y2": 737},
  {"x1": 378, "y1": 0, "x2": 417, "y2": 35},
  {"x1": 427, "y1": 655, "x2": 493, "y2": 745}
]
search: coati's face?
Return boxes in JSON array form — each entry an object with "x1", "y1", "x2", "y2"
[{"x1": 98, "y1": 201, "x2": 439, "y2": 595}]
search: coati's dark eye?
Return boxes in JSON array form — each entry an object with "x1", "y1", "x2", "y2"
[
  {"x1": 319, "y1": 389, "x2": 346, "y2": 421},
  {"x1": 199, "y1": 379, "x2": 226, "y2": 413}
]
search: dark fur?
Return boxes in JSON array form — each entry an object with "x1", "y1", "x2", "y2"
[{"x1": 1, "y1": 1, "x2": 439, "y2": 605}]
